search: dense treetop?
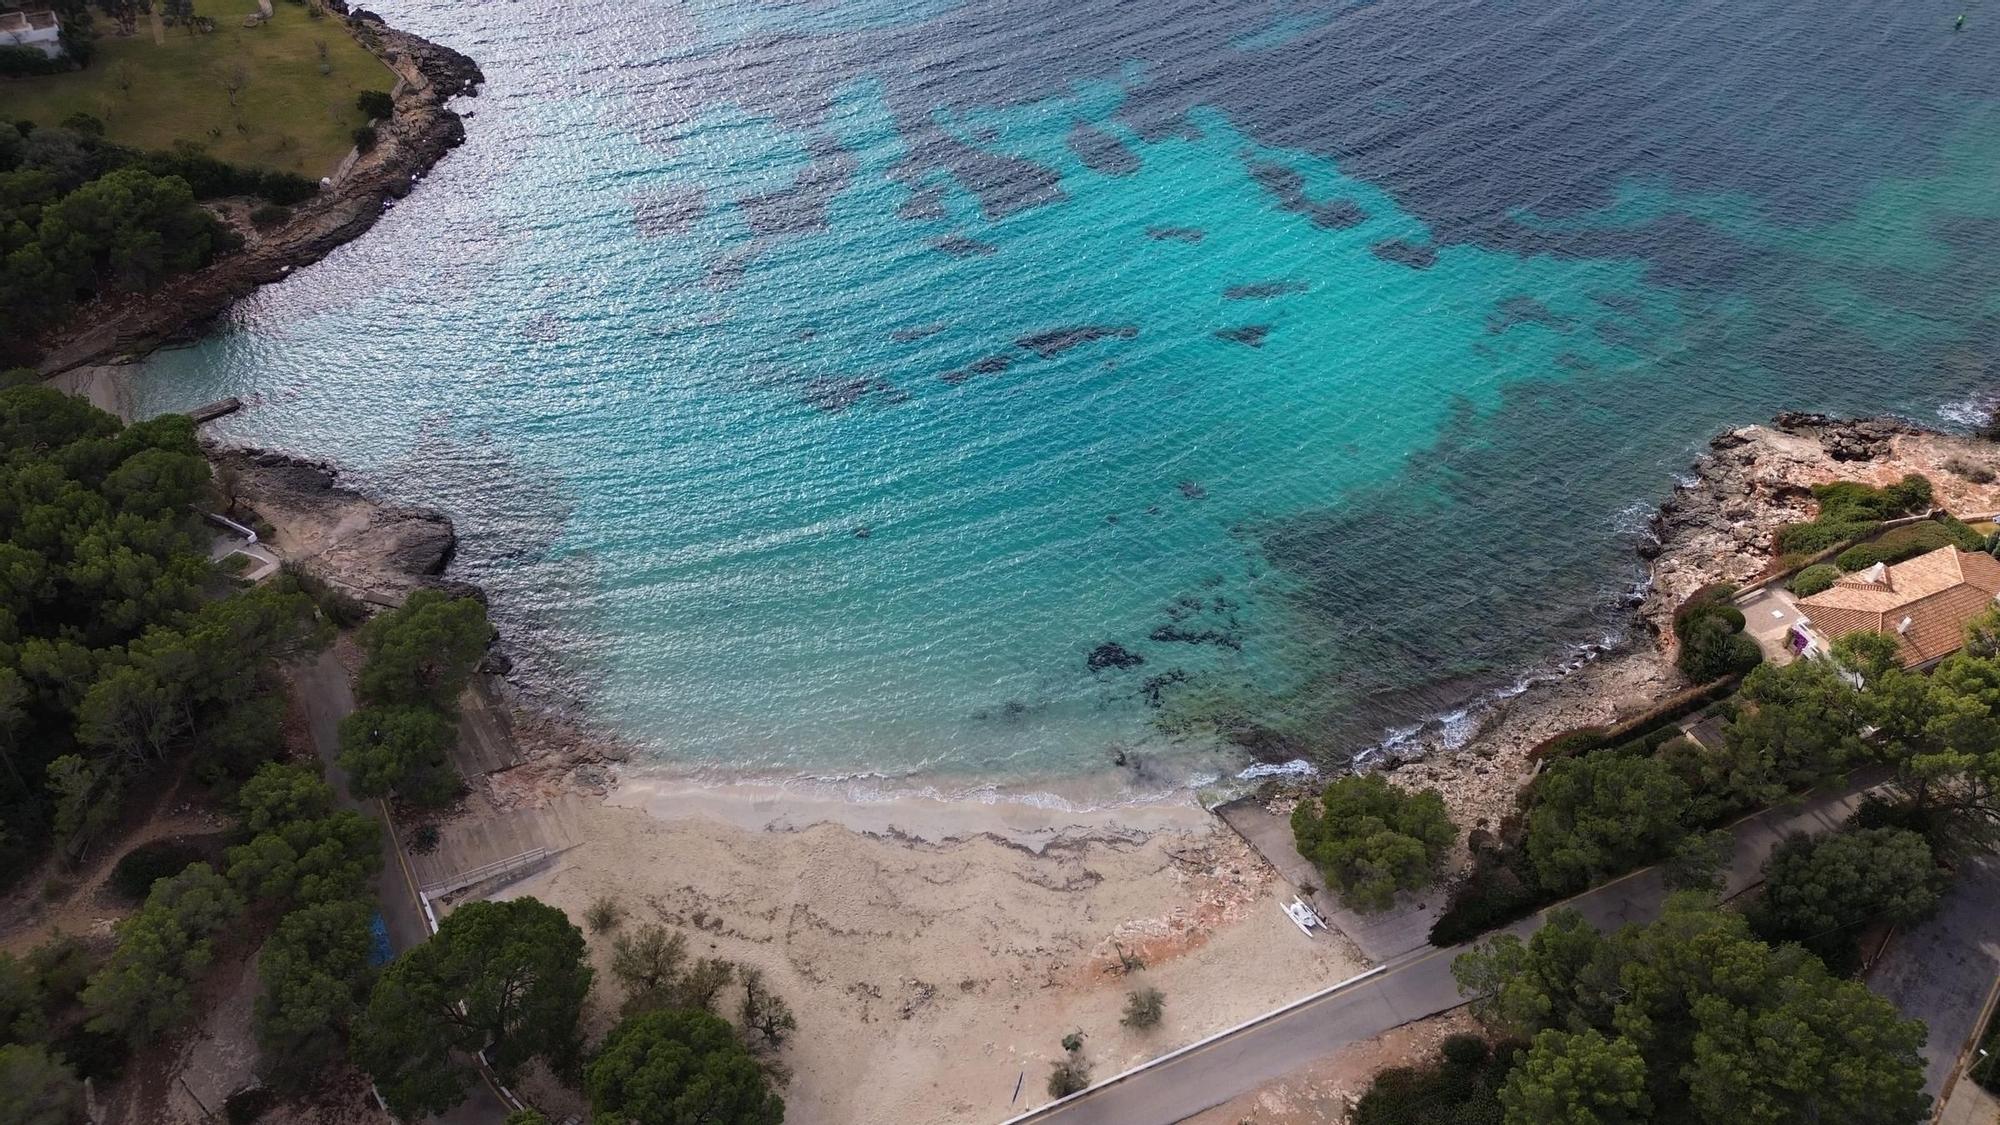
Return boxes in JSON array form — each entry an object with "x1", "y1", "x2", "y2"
[
  {"x1": 1291, "y1": 773, "x2": 1455, "y2": 912},
  {"x1": 1454, "y1": 896, "x2": 1930, "y2": 1125}
]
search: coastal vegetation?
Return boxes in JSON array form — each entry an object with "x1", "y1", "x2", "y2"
[
  {"x1": 1448, "y1": 895, "x2": 1930, "y2": 1124},
  {"x1": 1350, "y1": 1033, "x2": 1517, "y2": 1125},
  {"x1": 1290, "y1": 773, "x2": 1455, "y2": 911},
  {"x1": 0, "y1": 120, "x2": 318, "y2": 365},
  {"x1": 6, "y1": 0, "x2": 390, "y2": 175},
  {"x1": 1433, "y1": 605, "x2": 2000, "y2": 945},
  {"x1": 586, "y1": 1009, "x2": 786, "y2": 1125},
  {"x1": 354, "y1": 897, "x2": 593, "y2": 1116},
  {"x1": 336, "y1": 587, "x2": 493, "y2": 805},
  {"x1": 1670, "y1": 583, "x2": 1761, "y2": 681}
]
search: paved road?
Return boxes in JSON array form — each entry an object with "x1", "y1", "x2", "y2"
[
  {"x1": 296, "y1": 650, "x2": 432, "y2": 954},
  {"x1": 293, "y1": 651, "x2": 514, "y2": 1124},
  {"x1": 1868, "y1": 853, "x2": 2000, "y2": 1102},
  {"x1": 1010, "y1": 780, "x2": 1870, "y2": 1125}
]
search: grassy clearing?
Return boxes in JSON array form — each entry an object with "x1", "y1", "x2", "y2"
[{"x1": 5, "y1": 0, "x2": 392, "y2": 177}]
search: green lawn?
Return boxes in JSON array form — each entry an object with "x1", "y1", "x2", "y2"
[{"x1": 6, "y1": 0, "x2": 393, "y2": 177}]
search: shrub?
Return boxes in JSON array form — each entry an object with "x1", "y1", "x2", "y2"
[
  {"x1": 1120, "y1": 987, "x2": 1165, "y2": 1030},
  {"x1": 1047, "y1": 1050, "x2": 1090, "y2": 1098},
  {"x1": 1834, "y1": 521, "x2": 1976, "y2": 572},
  {"x1": 1530, "y1": 726, "x2": 1610, "y2": 763},
  {"x1": 409, "y1": 824, "x2": 440, "y2": 855},
  {"x1": 1351, "y1": 1035, "x2": 1517, "y2": 1125},
  {"x1": 1673, "y1": 590, "x2": 1760, "y2": 683},
  {"x1": 1790, "y1": 563, "x2": 1842, "y2": 597},
  {"x1": 248, "y1": 203, "x2": 292, "y2": 229},
  {"x1": 278, "y1": 563, "x2": 367, "y2": 628},
  {"x1": 1775, "y1": 475, "x2": 1934, "y2": 555},
  {"x1": 1291, "y1": 774, "x2": 1456, "y2": 912},
  {"x1": 1778, "y1": 518, "x2": 1879, "y2": 555},
  {"x1": 1945, "y1": 456, "x2": 1996, "y2": 484},
  {"x1": 584, "y1": 896, "x2": 623, "y2": 934},
  {"x1": 352, "y1": 125, "x2": 378, "y2": 154},
  {"x1": 356, "y1": 89, "x2": 395, "y2": 119},
  {"x1": 108, "y1": 840, "x2": 207, "y2": 901},
  {"x1": 0, "y1": 45, "x2": 68, "y2": 77},
  {"x1": 1430, "y1": 849, "x2": 1541, "y2": 946},
  {"x1": 60, "y1": 113, "x2": 106, "y2": 137}
]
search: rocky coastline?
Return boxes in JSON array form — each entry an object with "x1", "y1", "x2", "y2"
[
  {"x1": 1383, "y1": 410, "x2": 2000, "y2": 862},
  {"x1": 32, "y1": 16, "x2": 484, "y2": 375},
  {"x1": 209, "y1": 444, "x2": 469, "y2": 608},
  {"x1": 1636, "y1": 412, "x2": 2000, "y2": 635}
]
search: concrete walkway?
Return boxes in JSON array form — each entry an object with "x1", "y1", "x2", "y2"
[
  {"x1": 1011, "y1": 779, "x2": 1872, "y2": 1125},
  {"x1": 1939, "y1": 1078, "x2": 2000, "y2": 1125},
  {"x1": 1214, "y1": 796, "x2": 1438, "y2": 962}
]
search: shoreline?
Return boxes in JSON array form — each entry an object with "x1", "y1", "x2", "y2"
[
  {"x1": 30, "y1": 11, "x2": 483, "y2": 375},
  {"x1": 144, "y1": 370, "x2": 2000, "y2": 1123}
]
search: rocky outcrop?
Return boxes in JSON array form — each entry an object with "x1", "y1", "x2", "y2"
[
  {"x1": 210, "y1": 446, "x2": 464, "y2": 608},
  {"x1": 34, "y1": 23, "x2": 484, "y2": 374},
  {"x1": 1637, "y1": 413, "x2": 2000, "y2": 636}
]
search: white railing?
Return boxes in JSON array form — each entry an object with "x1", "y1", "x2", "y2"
[{"x1": 418, "y1": 846, "x2": 550, "y2": 899}]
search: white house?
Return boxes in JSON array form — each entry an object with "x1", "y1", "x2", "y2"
[{"x1": 0, "y1": 9, "x2": 63, "y2": 58}]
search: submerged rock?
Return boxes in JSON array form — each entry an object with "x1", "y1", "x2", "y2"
[
  {"x1": 890, "y1": 321, "x2": 948, "y2": 342},
  {"x1": 1223, "y1": 280, "x2": 1309, "y2": 300},
  {"x1": 930, "y1": 234, "x2": 998, "y2": 258},
  {"x1": 1015, "y1": 325, "x2": 1139, "y2": 359},
  {"x1": 1486, "y1": 294, "x2": 1575, "y2": 335},
  {"x1": 628, "y1": 186, "x2": 707, "y2": 239},
  {"x1": 1370, "y1": 238, "x2": 1438, "y2": 269},
  {"x1": 1140, "y1": 668, "x2": 1189, "y2": 708},
  {"x1": 1086, "y1": 641, "x2": 1145, "y2": 672},
  {"x1": 1244, "y1": 156, "x2": 1367, "y2": 230},
  {"x1": 1067, "y1": 120, "x2": 1141, "y2": 176},
  {"x1": 1214, "y1": 325, "x2": 1271, "y2": 348},
  {"x1": 1145, "y1": 226, "x2": 1206, "y2": 244}
]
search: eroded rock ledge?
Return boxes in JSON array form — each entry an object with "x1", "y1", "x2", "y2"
[
  {"x1": 35, "y1": 20, "x2": 484, "y2": 374},
  {"x1": 211, "y1": 445, "x2": 471, "y2": 608},
  {"x1": 1638, "y1": 412, "x2": 2000, "y2": 635}
]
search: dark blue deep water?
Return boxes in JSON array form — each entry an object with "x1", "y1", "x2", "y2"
[{"x1": 139, "y1": 0, "x2": 2000, "y2": 800}]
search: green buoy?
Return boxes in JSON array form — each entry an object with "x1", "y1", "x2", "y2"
[{"x1": 1957, "y1": 13, "x2": 1966, "y2": 30}]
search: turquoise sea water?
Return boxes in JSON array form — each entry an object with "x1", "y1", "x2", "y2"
[{"x1": 136, "y1": 0, "x2": 2000, "y2": 798}]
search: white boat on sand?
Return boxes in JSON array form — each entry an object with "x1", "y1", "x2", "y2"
[{"x1": 1282, "y1": 894, "x2": 1323, "y2": 936}]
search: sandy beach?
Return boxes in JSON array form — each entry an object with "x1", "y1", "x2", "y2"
[
  {"x1": 491, "y1": 785, "x2": 1361, "y2": 1124},
  {"x1": 461, "y1": 413, "x2": 2000, "y2": 1124}
]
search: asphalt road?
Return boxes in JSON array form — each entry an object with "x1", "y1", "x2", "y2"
[
  {"x1": 293, "y1": 650, "x2": 514, "y2": 1124},
  {"x1": 295, "y1": 650, "x2": 431, "y2": 954},
  {"x1": 1866, "y1": 852, "x2": 2000, "y2": 1099},
  {"x1": 1011, "y1": 780, "x2": 1872, "y2": 1125}
]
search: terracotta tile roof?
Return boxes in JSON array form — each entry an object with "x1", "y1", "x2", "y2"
[{"x1": 1800, "y1": 547, "x2": 2000, "y2": 666}]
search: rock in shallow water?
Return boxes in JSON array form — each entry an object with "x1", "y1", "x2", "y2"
[{"x1": 1086, "y1": 641, "x2": 1145, "y2": 671}]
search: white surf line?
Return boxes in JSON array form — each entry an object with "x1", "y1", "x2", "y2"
[{"x1": 996, "y1": 961, "x2": 1390, "y2": 1124}]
